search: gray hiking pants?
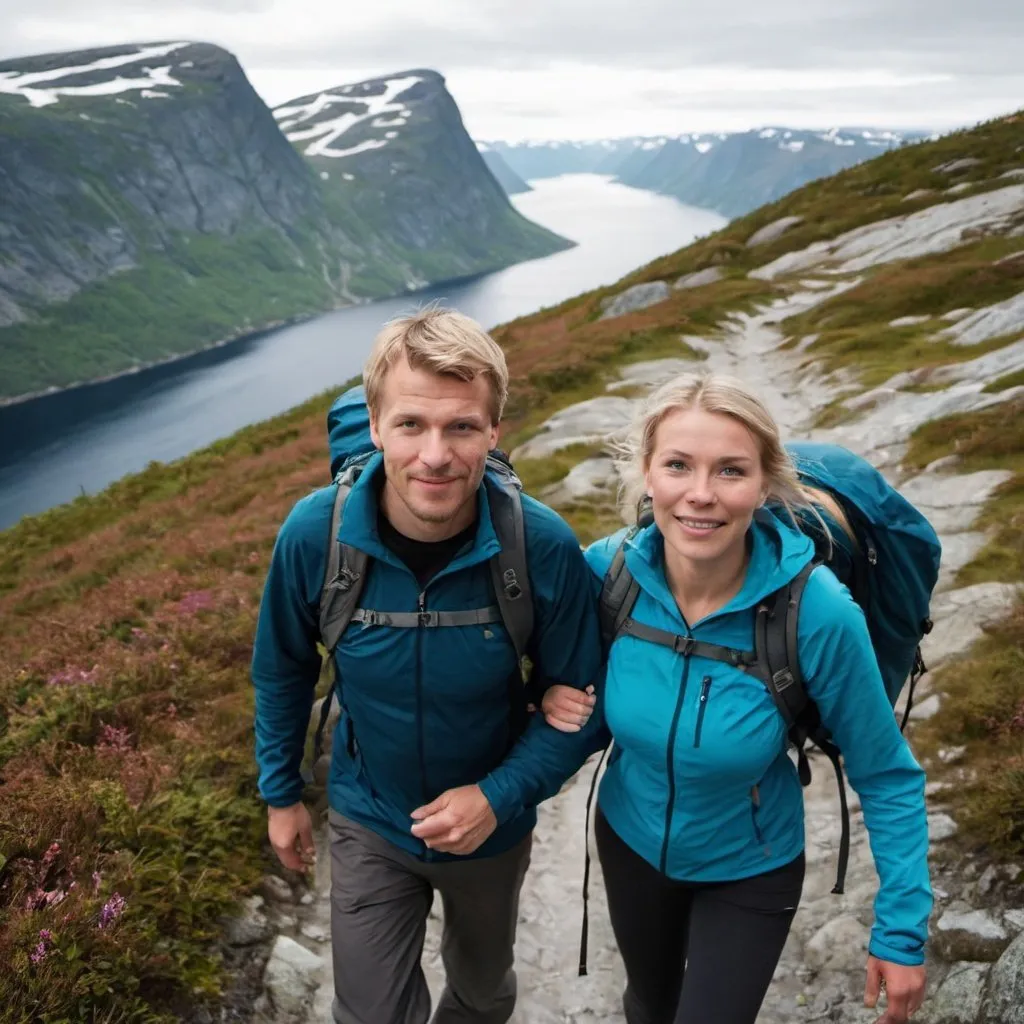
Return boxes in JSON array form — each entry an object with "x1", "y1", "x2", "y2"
[{"x1": 328, "y1": 810, "x2": 533, "y2": 1024}]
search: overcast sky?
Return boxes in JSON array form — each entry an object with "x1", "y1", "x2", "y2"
[{"x1": 2, "y1": 0, "x2": 1022, "y2": 141}]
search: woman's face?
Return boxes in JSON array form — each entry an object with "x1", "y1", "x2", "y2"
[{"x1": 645, "y1": 406, "x2": 767, "y2": 568}]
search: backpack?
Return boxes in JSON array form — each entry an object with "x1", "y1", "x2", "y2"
[
  {"x1": 309, "y1": 385, "x2": 535, "y2": 769},
  {"x1": 597, "y1": 441, "x2": 942, "y2": 897}
]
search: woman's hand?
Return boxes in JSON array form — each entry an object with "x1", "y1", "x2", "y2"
[
  {"x1": 864, "y1": 955, "x2": 926, "y2": 1022},
  {"x1": 540, "y1": 684, "x2": 596, "y2": 732}
]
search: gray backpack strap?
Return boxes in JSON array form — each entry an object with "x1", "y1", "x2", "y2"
[
  {"x1": 319, "y1": 469, "x2": 369, "y2": 654},
  {"x1": 487, "y1": 475, "x2": 534, "y2": 671},
  {"x1": 598, "y1": 527, "x2": 642, "y2": 650},
  {"x1": 313, "y1": 466, "x2": 369, "y2": 767}
]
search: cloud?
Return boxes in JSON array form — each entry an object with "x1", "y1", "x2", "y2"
[{"x1": 1, "y1": 0, "x2": 1021, "y2": 139}]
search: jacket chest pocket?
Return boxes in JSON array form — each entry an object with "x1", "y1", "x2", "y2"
[{"x1": 692, "y1": 675, "x2": 713, "y2": 748}]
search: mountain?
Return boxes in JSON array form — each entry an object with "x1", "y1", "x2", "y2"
[
  {"x1": 617, "y1": 127, "x2": 929, "y2": 217},
  {"x1": 0, "y1": 46, "x2": 567, "y2": 402},
  {"x1": 476, "y1": 144, "x2": 531, "y2": 194},
  {"x1": 484, "y1": 129, "x2": 929, "y2": 216},
  {"x1": 271, "y1": 70, "x2": 568, "y2": 291},
  {"x1": 481, "y1": 137, "x2": 660, "y2": 180}
]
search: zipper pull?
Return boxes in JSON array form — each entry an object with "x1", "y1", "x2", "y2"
[
  {"x1": 700, "y1": 676, "x2": 712, "y2": 702},
  {"x1": 418, "y1": 591, "x2": 426, "y2": 612}
]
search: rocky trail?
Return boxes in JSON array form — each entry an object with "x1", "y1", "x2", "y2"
[{"x1": 243, "y1": 199, "x2": 1024, "y2": 1021}]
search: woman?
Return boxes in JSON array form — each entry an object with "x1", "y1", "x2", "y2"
[{"x1": 544, "y1": 372, "x2": 931, "y2": 1024}]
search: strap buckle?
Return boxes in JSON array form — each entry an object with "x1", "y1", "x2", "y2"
[
  {"x1": 328, "y1": 567, "x2": 361, "y2": 594},
  {"x1": 502, "y1": 568, "x2": 523, "y2": 600},
  {"x1": 673, "y1": 636, "x2": 695, "y2": 656},
  {"x1": 773, "y1": 667, "x2": 795, "y2": 692},
  {"x1": 417, "y1": 610, "x2": 439, "y2": 627}
]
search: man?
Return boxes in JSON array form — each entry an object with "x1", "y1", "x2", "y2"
[{"x1": 250, "y1": 307, "x2": 603, "y2": 1024}]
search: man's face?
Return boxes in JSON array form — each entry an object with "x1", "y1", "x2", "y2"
[{"x1": 369, "y1": 356, "x2": 499, "y2": 540}]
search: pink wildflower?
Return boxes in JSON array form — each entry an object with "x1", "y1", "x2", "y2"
[
  {"x1": 98, "y1": 892, "x2": 126, "y2": 929},
  {"x1": 46, "y1": 666, "x2": 98, "y2": 687},
  {"x1": 97, "y1": 724, "x2": 133, "y2": 752},
  {"x1": 175, "y1": 590, "x2": 214, "y2": 615},
  {"x1": 41, "y1": 842, "x2": 60, "y2": 868},
  {"x1": 29, "y1": 928, "x2": 54, "y2": 964}
]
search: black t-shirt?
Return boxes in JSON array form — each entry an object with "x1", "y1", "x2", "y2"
[{"x1": 377, "y1": 512, "x2": 478, "y2": 589}]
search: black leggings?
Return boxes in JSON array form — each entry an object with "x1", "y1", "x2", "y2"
[{"x1": 596, "y1": 807, "x2": 805, "y2": 1024}]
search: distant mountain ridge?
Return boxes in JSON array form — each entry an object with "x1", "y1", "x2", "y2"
[
  {"x1": 0, "y1": 46, "x2": 567, "y2": 402},
  {"x1": 484, "y1": 127, "x2": 933, "y2": 217}
]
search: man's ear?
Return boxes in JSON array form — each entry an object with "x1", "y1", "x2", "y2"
[
  {"x1": 487, "y1": 422, "x2": 499, "y2": 451},
  {"x1": 369, "y1": 414, "x2": 383, "y2": 451}
]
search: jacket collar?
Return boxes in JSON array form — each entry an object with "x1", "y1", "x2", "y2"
[
  {"x1": 336, "y1": 452, "x2": 502, "y2": 578},
  {"x1": 623, "y1": 508, "x2": 815, "y2": 628}
]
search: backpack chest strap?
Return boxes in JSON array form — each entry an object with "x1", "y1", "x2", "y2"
[
  {"x1": 351, "y1": 606, "x2": 502, "y2": 628},
  {"x1": 618, "y1": 617, "x2": 756, "y2": 669}
]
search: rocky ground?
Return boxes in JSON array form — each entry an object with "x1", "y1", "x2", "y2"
[{"x1": 234, "y1": 193, "x2": 1024, "y2": 1022}]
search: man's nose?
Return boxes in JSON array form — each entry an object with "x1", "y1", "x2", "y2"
[{"x1": 418, "y1": 431, "x2": 452, "y2": 469}]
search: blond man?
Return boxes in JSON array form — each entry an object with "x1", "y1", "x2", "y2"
[{"x1": 251, "y1": 307, "x2": 602, "y2": 1024}]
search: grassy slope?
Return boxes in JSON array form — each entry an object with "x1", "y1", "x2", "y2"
[{"x1": 1, "y1": 110, "x2": 1023, "y2": 1019}]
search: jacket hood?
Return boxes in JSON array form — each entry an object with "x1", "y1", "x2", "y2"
[{"x1": 327, "y1": 385, "x2": 376, "y2": 478}]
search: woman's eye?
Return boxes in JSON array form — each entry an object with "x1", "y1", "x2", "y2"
[
  {"x1": 720, "y1": 466, "x2": 745, "y2": 477},
  {"x1": 666, "y1": 460, "x2": 687, "y2": 471}
]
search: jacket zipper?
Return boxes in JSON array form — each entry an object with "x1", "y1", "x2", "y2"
[
  {"x1": 659, "y1": 657, "x2": 690, "y2": 874},
  {"x1": 415, "y1": 590, "x2": 430, "y2": 843},
  {"x1": 693, "y1": 676, "x2": 712, "y2": 748}
]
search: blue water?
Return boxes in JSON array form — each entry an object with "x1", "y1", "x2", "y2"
[{"x1": 0, "y1": 175, "x2": 725, "y2": 530}]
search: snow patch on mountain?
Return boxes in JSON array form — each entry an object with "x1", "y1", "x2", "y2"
[
  {"x1": 273, "y1": 74, "x2": 422, "y2": 159},
  {"x1": 0, "y1": 41, "x2": 190, "y2": 107}
]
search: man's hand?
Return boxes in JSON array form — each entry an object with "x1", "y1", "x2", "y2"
[
  {"x1": 268, "y1": 802, "x2": 317, "y2": 872},
  {"x1": 410, "y1": 784, "x2": 497, "y2": 854},
  {"x1": 864, "y1": 955, "x2": 926, "y2": 1022}
]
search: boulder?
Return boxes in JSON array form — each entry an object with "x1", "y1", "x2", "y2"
[
  {"x1": 542, "y1": 456, "x2": 618, "y2": 506},
  {"x1": 261, "y1": 875, "x2": 295, "y2": 905},
  {"x1": 224, "y1": 894, "x2": 272, "y2": 946},
  {"x1": 934, "y1": 909, "x2": 1011, "y2": 962},
  {"x1": 929, "y1": 338, "x2": 1024, "y2": 386},
  {"x1": 890, "y1": 314, "x2": 931, "y2": 327},
  {"x1": 922, "y1": 582, "x2": 1024, "y2": 665},
  {"x1": 674, "y1": 266, "x2": 724, "y2": 289},
  {"x1": 261, "y1": 935, "x2": 322, "y2": 1020},
  {"x1": 929, "y1": 813, "x2": 960, "y2": 843},
  {"x1": 599, "y1": 281, "x2": 671, "y2": 319},
  {"x1": 804, "y1": 914, "x2": 869, "y2": 972},
  {"x1": 745, "y1": 216, "x2": 803, "y2": 248},
  {"x1": 939, "y1": 291, "x2": 1024, "y2": 346},
  {"x1": 934, "y1": 158, "x2": 983, "y2": 174},
  {"x1": 607, "y1": 357, "x2": 698, "y2": 391},
  {"x1": 916, "y1": 961, "x2": 990, "y2": 1024},
  {"x1": 511, "y1": 396, "x2": 637, "y2": 459},
  {"x1": 904, "y1": 188, "x2": 935, "y2": 201},
  {"x1": 979, "y1": 931, "x2": 1024, "y2": 1023}
]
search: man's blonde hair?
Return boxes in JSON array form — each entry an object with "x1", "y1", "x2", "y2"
[{"x1": 363, "y1": 306, "x2": 509, "y2": 423}]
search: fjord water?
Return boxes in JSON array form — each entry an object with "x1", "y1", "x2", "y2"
[{"x1": 0, "y1": 174, "x2": 725, "y2": 530}]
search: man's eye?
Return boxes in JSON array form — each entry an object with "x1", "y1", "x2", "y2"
[{"x1": 400, "y1": 420, "x2": 417, "y2": 429}]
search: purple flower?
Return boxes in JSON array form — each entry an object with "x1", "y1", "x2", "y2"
[
  {"x1": 98, "y1": 892, "x2": 126, "y2": 929},
  {"x1": 97, "y1": 724, "x2": 133, "y2": 752},
  {"x1": 29, "y1": 929, "x2": 54, "y2": 964}
]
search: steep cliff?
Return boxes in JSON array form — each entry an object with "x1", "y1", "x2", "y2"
[
  {"x1": 478, "y1": 145, "x2": 532, "y2": 195},
  {"x1": 272, "y1": 70, "x2": 569, "y2": 293},
  {"x1": 0, "y1": 47, "x2": 568, "y2": 401}
]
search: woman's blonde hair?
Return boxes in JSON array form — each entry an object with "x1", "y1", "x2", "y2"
[
  {"x1": 364, "y1": 305, "x2": 509, "y2": 423},
  {"x1": 615, "y1": 370, "x2": 851, "y2": 542}
]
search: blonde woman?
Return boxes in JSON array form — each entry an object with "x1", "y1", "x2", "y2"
[{"x1": 544, "y1": 372, "x2": 931, "y2": 1024}]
